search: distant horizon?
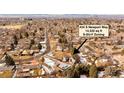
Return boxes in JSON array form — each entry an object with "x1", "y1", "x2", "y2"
[{"x1": 1, "y1": 14, "x2": 124, "y2": 19}]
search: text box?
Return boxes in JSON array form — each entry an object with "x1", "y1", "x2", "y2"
[{"x1": 79, "y1": 25, "x2": 109, "y2": 37}]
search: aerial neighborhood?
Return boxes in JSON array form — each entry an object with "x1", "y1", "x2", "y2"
[{"x1": 0, "y1": 15, "x2": 124, "y2": 78}]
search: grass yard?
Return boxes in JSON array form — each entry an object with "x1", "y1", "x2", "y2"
[
  {"x1": 0, "y1": 70, "x2": 13, "y2": 78},
  {"x1": 12, "y1": 55, "x2": 33, "y2": 60},
  {"x1": 0, "y1": 24, "x2": 25, "y2": 29}
]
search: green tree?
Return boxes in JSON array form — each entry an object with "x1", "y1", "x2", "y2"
[
  {"x1": 30, "y1": 39, "x2": 35, "y2": 45},
  {"x1": 63, "y1": 64, "x2": 89, "y2": 78},
  {"x1": 10, "y1": 43, "x2": 14, "y2": 50},
  {"x1": 13, "y1": 35, "x2": 17, "y2": 41},
  {"x1": 63, "y1": 28, "x2": 67, "y2": 33},
  {"x1": 71, "y1": 47, "x2": 75, "y2": 55},
  {"x1": 64, "y1": 64, "x2": 80, "y2": 78},
  {"x1": 89, "y1": 64, "x2": 98, "y2": 78},
  {"x1": 13, "y1": 39, "x2": 18, "y2": 45},
  {"x1": 29, "y1": 39, "x2": 35, "y2": 49},
  {"x1": 39, "y1": 27, "x2": 44, "y2": 31},
  {"x1": 32, "y1": 32, "x2": 35, "y2": 36},
  {"x1": 24, "y1": 32, "x2": 29, "y2": 38},
  {"x1": 13, "y1": 35, "x2": 18, "y2": 45},
  {"x1": 4, "y1": 53, "x2": 15, "y2": 66},
  {"x1": 37, "y1": 43, "x2": 42, "y2": 50}
]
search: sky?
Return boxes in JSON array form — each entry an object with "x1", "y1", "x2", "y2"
[{"x1": 0, "y1": 0, "x2": 124, "y2": 14}]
